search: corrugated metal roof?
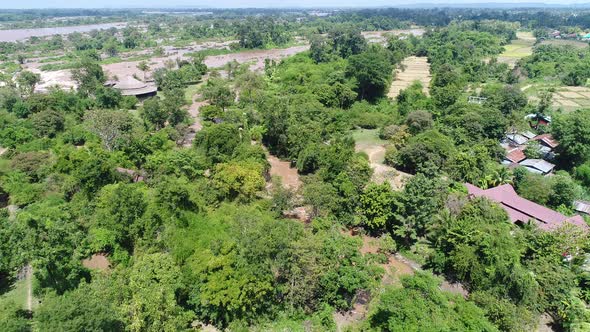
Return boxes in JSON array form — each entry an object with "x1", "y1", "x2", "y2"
[
  {"x1": 574, "y1": 200, "x2": 590, "y2": 215},
  {"x1": 506, "y1": 133, "x2": 528, "y2": 145},
  {"x1": 466, "y1": 183, "x2": 589, "y2": 231},
  {"x1": 519, "y1": 159, "x2": 555, "y2": 174}
]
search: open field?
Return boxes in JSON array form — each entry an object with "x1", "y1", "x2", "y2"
[
  {"x1": 552, "y1": 86, "x2": 590, "y2": 110},
  {"x1": 27, "y1": 44, "x2": 310, "y2": 92},
  {"x1": 387, "y1": 56, "x2": 430, "y2": 99},
  {"x1": 498, "y1": 31, "x2": 535, "y2": 67},
  {"x1": 0, "y1": 267, "x2": 38, "y2": 311},
  {"x1": 361, "y1": 28, "x2": 425, "y2": 44},
  {"x1": 540, "y1": 39, "x2": 589, "y2": 49}
]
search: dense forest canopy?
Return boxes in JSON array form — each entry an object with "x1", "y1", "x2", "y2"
[{"x1": 0, "y1": 5, "x2": 590, "y2": 332}]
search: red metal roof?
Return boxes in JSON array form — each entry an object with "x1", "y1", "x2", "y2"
[
  {"x1": 466, "y1": 183, "x2": 588, "y2": 231},
  {"x1": 505, "y1": 148, "x2": 526, "y2": 163}
]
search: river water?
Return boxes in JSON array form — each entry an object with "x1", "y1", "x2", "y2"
[{"x1": 0, "y1": 22, "x2": 127, "y2": 42}]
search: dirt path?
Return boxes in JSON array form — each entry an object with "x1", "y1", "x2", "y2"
[
  {"x1": 334, "y1": 233, "x2": 417, "y2": 332},
  {"x1": 388, "y1": 56, "x2": 431, "y2": 99},
  {"x1": 0, "y1": 146, "x2": 6, "y2": 156},
  {"x1": 183, "y1": 94, "x2": 207, "y2": 147},
  {"x1": 355, "y1": 143, "x2": 411, "y2": 191},
  {"x1": 25, "y1": 264, "x2": 32, "y2": 311},
  {"x1": 334, "y1": 230, "x2": 469, "y2": 331}
]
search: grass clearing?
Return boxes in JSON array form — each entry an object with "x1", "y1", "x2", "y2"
[
  {"x1": 184, "y1": 83, "x2": 201, "y2": 104},
  {"x1": 352, "y1": 129, "x2": 387, "y2": 147},
  {"x1": 540, "y1": 39, "x2": 589, "y2": 49},
  {"x1": 0, "y1": 280, "x2": 28, "y2": 309},
  {"x1": 0, "y1": 273, "x2": 38, "y2": 311}
]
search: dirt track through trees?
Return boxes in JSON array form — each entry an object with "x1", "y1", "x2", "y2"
[
  {"x1": 354, "y1": 143, "x2": 412, "y2": 191},
  {"x1": 388, "y1": 56, "x2": 431, "y2": 99}
]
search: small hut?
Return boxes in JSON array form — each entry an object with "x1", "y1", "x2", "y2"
[{"x1": 112, "y1": 76, "x2": 157, "y2": 99}]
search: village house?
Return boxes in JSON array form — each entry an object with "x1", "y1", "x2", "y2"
[
  {"x1": 466, "y1": 183, "x2": 588, "y2": 231},
  {"x1": 525, "y1": 113, "x2": 551, "y2": 129},
  {"x1": 519, "y1": 159, "x2": 555, "y2": 175}
]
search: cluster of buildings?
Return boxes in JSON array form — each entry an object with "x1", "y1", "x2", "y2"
[
  {"x1": 501, "y1": 130, "x2": 558, "y2": 175},
  {"x1": 467, "y1": 114, "x2": 590, "y2": 232},
  {"x1": 547, "y1": 30, "x2": 590, "y2": 41}
]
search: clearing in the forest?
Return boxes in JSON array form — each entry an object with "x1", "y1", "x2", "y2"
[
  {"x1": 497, "y1": 31, "x2": 535, "y2": 67},
  {"x1": 387, "y1": 56, "x2": 430, "y2": 99}
]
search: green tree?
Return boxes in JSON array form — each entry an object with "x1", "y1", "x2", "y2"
[
  {"x1": 370, "y1": 272, "x2": 498, "y2": 332},
  {"x1": 405, "y1": 110, "x2": 433, "y2": 135},
  {"x1": 125, "y1": 253, "x2": 194, "y2": 332},
  {"x1": 84, "y1": 109, "x2": 134, "y2": 151},
  {"x1": 140, "y1": 97, "x2": 167, "y2": 130},
  {"x1": 0, "y1": 299, "x2": 30, "y2": 332},
  {"x1": 36, "y1": 281, "x2": 124, "y2": 332},
  {"x1": 430, "y1": 64, "x2": 465, "y2": 110},
  {"x1": 30, "y1": 109, "x2": 65, "y2": 138},
  {"x1": 137, "y1": 61, "x2": 150, "y2": 82},
  {"x1": 201, "y1": 79, "x2": 235, "y2": 111},
  {"x1": 391, "y1": 174, "x2": 446, "y2": 244},
  {"x1": 212, "y1": 161, "x2": 265, "y2": 202},
  {"x1": 347, "y1": 45, "x2": 393, "y2": 100},
  {"x1": 16, "y1": 71, "x2": 40, "y2": 97},
  {"x1": 356, "y1": 183, "x2": 396, "y2": 230},
  {"x1": 71, "y1": 55, "x2": 106, "y2": 97},
  {"x1": 552, "y1": 109, "x2": 590, "y2": 167}
]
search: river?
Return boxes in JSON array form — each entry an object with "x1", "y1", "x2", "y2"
[{"x1": 0, "y1": 22, "x2": 127, "y2": 42}]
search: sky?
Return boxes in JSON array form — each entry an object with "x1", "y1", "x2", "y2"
[{"x1": 4, "y1": 0, "x2": 590, "y2": 9}]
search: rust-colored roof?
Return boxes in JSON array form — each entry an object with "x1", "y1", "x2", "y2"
[
  {"x1": 532, "y1": 134, "x2": 559, "y2": 149},
  {"x1": 505, "y1": 147, "x2": 526, "y2": 163},
  {"x1": 466, "y1": 183, "x2": 588, "y2": 231}
]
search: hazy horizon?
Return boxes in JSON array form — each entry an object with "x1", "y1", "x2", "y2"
[{"x1": 4, "y1": 0, "x2": 590, "y2": 9}]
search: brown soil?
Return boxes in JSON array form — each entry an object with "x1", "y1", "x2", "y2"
[
  {"x1": 267, "y1": 154, "x2": 301, "y2": 191},
  {"x1": 204, "y1": 45, "x2": 309, "y2": 70},
  {"x1": 334, "y1": 233, "x2": 416, "y2": 331},
  {"x1": 31, "y1": 69, "x2": 76, "y2": 93},
  {"x1": 82, "y1": 253, "x2": 111, "y2": 271},
  {"x1": 28, "y1": 44, "x2": 309, "y2": 92},
  {"x1": 536, "y1": 313, "x2": 557, "y2": 332},
  {"x1": 101, "y1": 44, "x2": 309, "y2": 81},
  {"x1": 361, "y1": 28, "x2": 426, "y2": 44}
]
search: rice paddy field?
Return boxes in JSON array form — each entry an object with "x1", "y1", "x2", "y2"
[
  {"x1": 497, "y1": 31, "x2": 535, "y2": 67},
  {"x1": 387, "y1": 56, "x2": 431, "y2": 99},
  {"x1": 539, "y1": 39, "x2": 589, "y2": 49}
]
